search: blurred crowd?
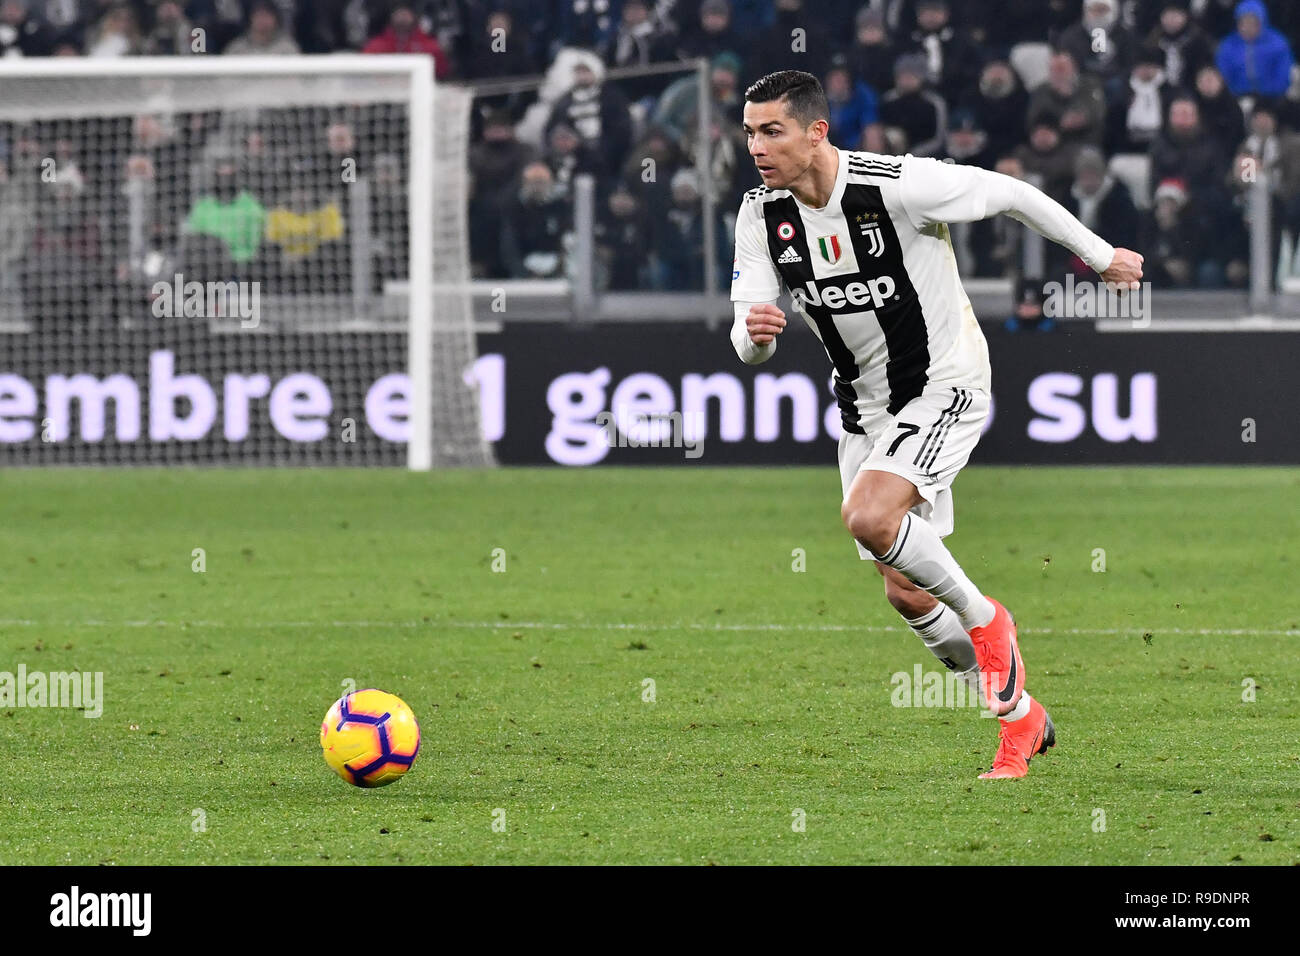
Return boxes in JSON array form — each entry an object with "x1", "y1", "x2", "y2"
[
  {"x1": 454, "y1": 0, "x2": 1300, "y2": 293},
  {"x1": 1, "y1": 0, "x2": 1299, "y2": 311}
]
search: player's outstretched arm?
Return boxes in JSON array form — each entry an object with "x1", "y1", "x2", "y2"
[
  {"x1": 980, "y1": 169, "x2": 1143, "y2": 286},
  {"x1": 900, "y1": 157, "x2": 1143, "y2": 287},
  {"x1": 731, "y1": 301, "x2": 785, "y2": 365}
]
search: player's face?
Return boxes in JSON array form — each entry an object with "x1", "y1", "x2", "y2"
[{"x1": 743, "y1": 99, "x2": 815, "y2": 189}]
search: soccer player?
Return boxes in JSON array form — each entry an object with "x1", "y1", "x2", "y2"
[{"x1": 730, "y1": 71, "x2": 1144, "y2": 778}]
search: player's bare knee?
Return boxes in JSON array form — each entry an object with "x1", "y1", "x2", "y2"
[{"x1": 842, "y1": 499, "x2": 902, "y2": 557}]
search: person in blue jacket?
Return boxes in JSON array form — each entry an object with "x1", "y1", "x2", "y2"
[{"x1": 1214, "y1": 0, "x2": 1295, "y2": 97}]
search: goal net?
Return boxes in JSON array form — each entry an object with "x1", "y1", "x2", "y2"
[{"x1": 0, "y1": 55, "x2": 493, "y2": 469}]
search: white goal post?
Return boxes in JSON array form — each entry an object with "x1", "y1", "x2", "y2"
[{"x1": 0, "y1": 55, "x2": 493, "y2": 469}]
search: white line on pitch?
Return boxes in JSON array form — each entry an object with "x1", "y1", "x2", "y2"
[{"x1": 0, "y1": 619, "x2": 1295, "y2": 637}]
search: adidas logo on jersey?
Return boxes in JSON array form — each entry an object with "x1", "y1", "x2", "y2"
[
  {"x1": 777, "y1": 246, "x2": 803, "y2": 263},
  {"x1": 792, "y1": 275, "x2": 897, "y2": 311}
]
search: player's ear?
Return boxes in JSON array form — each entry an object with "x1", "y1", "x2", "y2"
[{"x1": 809, "y1": 118, "x2": 830, "y2": 146}]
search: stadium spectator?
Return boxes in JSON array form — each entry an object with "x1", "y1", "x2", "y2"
[
  {"x1": 140, "y1": 1, "x2": 197, "y2": 56},
  {"x1": 553, "y1": 0, "x2": 622, "y2": 58},
  {"x1": 980, "y1": 0, "x2": 1077, "y2": 50},
  {"x1": 1143, "y1": 175, "x2": 1247, "y2": 287},
  {"x1": 1214, "y1": 0, "x2": 1295, "y2": 99},
  {"x1": 123, "y1": 112, "x2": 192, "y2": 258},
  {"x1": 543, "y1": 120, "x2": 605, "y2": 197},
  {"x1": 296, "y1": 0, "x2": 381, "y2": 54},
  {"x1": 471, "y1": 109, "x2": 536, "y2": 201},
  {"x1": 879, "y1": 52, "x2": 945, "y2": 157},
  {"x1": 679, "y1": 105, "x2": 752, "y2": 207},
  {"x1": 469, "y1": 108, "x2": 536, "y2": 276},
  {"x1": 595, "y1": 184, "x2": 651, "y2": 289},
  {"x1": 676, "y1": 0, "x2": 743, "y2": 68},
  {"x1": 460, "y1": 8, "x2": 535, "y2": 86},
  {"x1": 724, "y1": 0, "x2": 779, "y2": 44},
  {"x1": 461, "y1": 8, "x2": 539, "y2": 80},
  {"x1": 900, "y1": 0, "x2": 980, "y2": 106},
  {"x1": 500, "y1": 160, "x2": 570, "y2": 279},
  {"x1": 363, "y1": 3, "x2": 451, "y2": 79},
  {"x1": 1231, "y1": 100, "x2": 1300, "y2": 275},
  {"x1": 423, "y1": 0, "x2": 475, "y2": 72},
  {"x1": 1146, "y1": 96, "x2": 1245, "y2": 284},
  {"x1": 0, "y1": 0, "x2": 54, "y2": 57},
  {"x1": 1143, "y1": 177, "x2": 1197, "y2": 285},
  {"x1": 1064, "y1": 145, "x2": 1141, "y2": 272},
  {"x1": 846, "y1": 7, "x2": 897, "y2": 99},
  {"x1": 652, "y1": 51, "x2": 743, "y2": 144},
  {"x1": 1191, "y1": 64, "x2": 1246, "y2": 152},
  {"x1": 650, "y1": 167, "x2": 721, "y2": 289},
  {"x1": 86, "y1": 2, "x2": 142, "y2": 57},
  {"x1": 183, "y1": 157, "x2": 267, "y2": 271},
  {"x1": 1027, "y1": 50, "x2": 1107, "y2": 148},
  {"x1": 959, "y1": 60, "x2": 1030, "y2": 164},
  {"x1": 606, "y1": 0, "x2": 676, "y2": 71},
  {"x1": 264, "y1": 175, "x2": 347, "y2": 294},
  {"x1": 1145, "y1": 0, "x2": 1216, "y2": 88},
  {"x1": 824, "y1": 54, "x2": 879, "y2": 150},
  {"x1": 1182, "y1": 0, "x2": 1240, "y2": 40},
  {"x1": 751, "y1": 0, "x2": 833, "y2": 76},
  {"x1": 1014, "y1": 118, "x2": 1079, "y2": 201},
  {"x1": 1002, "y1": 276, "x2": 1053, "y2": 332},
  {"x1": 605, "y1": 0, "x2": 679, "y2": 103},
  {"x1": 545, "y1": 57, "x2": 634, "y2": 186},
  {"x1": 368, "y1": 151, "x2": 407, "y2": 285},
  {"x1": 23, "y1": 165, "x2": 108, "y2": 325},
  {"x1": 29, "y1": 0, "x2": 85, "y2": 36},
  {"x1": 1105, "y1": 46, "x2": 1177, "y2": 153},
  {"x1": 1150, "y1": 95, "x2": 1230, "y2": 196},
  {"x1": 184, "y1": 0, "x2": 253, "y2": 53},
  {"x1": 619, "y1": 122, "x2": 684, "y2": 220},
  {"x1": 942, "y1": 108, "x2": 995, "y2": 169},
  {"x1": 1058, "y1": 0, "x2": 1137, "y2": 92},
  {"x1": 225, "y1": 2, "x2": 301, "y2": 55},
  {"x1": 460, "y1": 8, "x2": 538, "y2": 124}
]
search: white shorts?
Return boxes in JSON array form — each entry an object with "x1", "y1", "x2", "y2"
[{"x1": 838, "y1": 385, "x2": 990, "y2": 559}]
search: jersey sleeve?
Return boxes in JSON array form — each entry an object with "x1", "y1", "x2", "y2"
[
  {"x1": 898, "y1": 154, "x2": 1116, "y2": 273},
  {"x1": 729, "y1": 196, "x2": 781, "y2": 302},
  {"x1": 896, "y1": 154, "x2": 996, "y2": 231}
]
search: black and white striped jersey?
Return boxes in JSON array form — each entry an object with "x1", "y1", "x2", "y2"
[{"x1": 730, "y1": 149, "x2": 996, "y2": 436}]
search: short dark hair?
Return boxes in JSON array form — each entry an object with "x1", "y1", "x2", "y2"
[{"x1": 744, "y1": 71, "x2": 829, "y2": 129}]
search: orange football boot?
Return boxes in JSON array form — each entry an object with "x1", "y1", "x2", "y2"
[
  {"x1": 969, "y1": 597, "x2": 1025, "y2": 716},
  {"x1": 979, "y1": 696, "x2": 1055, "y2": 779}
]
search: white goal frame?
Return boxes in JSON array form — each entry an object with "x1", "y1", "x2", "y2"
[{"x1": 0, "y1": 55, "x2": 438, "y2": 470}]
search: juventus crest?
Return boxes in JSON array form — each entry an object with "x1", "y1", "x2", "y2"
[{"x1": 856, "y1": 212, "x2": 886, "y2": 258}]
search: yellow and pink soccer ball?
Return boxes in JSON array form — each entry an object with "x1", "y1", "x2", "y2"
[{"x1": 320, "y1": 689, "x2": 420, "y2": 788}]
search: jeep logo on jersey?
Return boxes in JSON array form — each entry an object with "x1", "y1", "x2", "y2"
[
  {"x1": 792, "y1": 275, "x2": 897, "y2": 312},
  {"x1": 817, "y1": 234, "x2": 842, "y2": 264}
]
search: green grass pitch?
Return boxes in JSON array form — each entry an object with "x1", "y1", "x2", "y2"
[{"x1": 0, "y1": 466, "x2": 1296, "y2": 865}]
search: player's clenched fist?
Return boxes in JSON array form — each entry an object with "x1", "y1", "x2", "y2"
[
  {"x1": 747, "y1": 303, "x2": 786, "y2": 345},
  {"x1": 1100, "y1": 247, "x2": 1144, "y2": 291}
]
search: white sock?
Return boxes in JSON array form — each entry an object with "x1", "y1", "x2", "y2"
[
  {"x1": 904, "y1": 604, "x2": 980, "y2": 693},
  {"x1": 1002, "y1": 692, "x2": 1032, "y2": 722},
  {"x1": 874, "y1": 512, "x2": 995, "y2": 631}
]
